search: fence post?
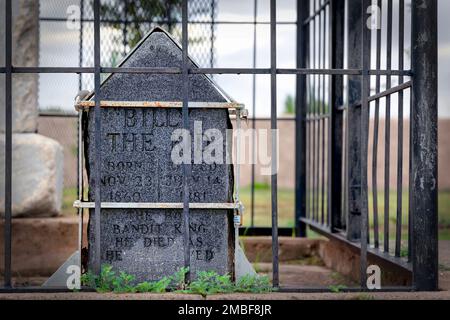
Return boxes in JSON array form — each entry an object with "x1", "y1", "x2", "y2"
[
  {"x1": 411, "y1": 0, "x2": 438, "y2": 291},
  {"x1": 346, "y1": 1, "x2": 363, "y2": 241},
  {"x1": 330, "y1": 0, "x2": 345, "y2": 232},
  {"x1": 295, "y1": 0, "x2": 309, "y2": 237}
]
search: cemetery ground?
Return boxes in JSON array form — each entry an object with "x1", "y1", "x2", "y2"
[
  {"x1": 0, "y1": 185, "x2": 443, "y2": 299},
  {"x1": 1, "y1": 245, "x2": 450, "y2": 300},
  {"x1": 1, "y1": 241, "x2": 450, "y2": 300}
]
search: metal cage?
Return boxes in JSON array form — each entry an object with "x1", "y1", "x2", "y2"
[{"x1": 1, "y1": 0, "x2": 438, "y2": 292}]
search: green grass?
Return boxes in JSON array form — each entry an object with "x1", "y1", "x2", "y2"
[
  {"x1": 81, "y1": 265, "x2": 272, "y2": 295},
  {"x1": 239, "y1": 185, "x2": 450, "y2": 240},
  {"x1": 62, "y1": 187, "x2": 78, "y2": 216},
  {"x1": 62, "y1": 185, "x2": 450, "y2": 240},
  {"x1": 240, "y1": 185, "x2": 295, "y2": 228}
]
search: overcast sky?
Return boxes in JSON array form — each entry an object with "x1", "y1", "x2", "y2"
[{"x1": 35, "y1": 0, "x2": 450, "y2": 118}]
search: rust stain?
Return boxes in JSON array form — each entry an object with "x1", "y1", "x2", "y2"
[{"x1": 75, "y1": 100, "x2": 245, "y2": 111}]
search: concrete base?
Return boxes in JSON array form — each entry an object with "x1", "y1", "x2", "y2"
[
  {"x1": 0, "y1": 217, "x2": 86, "y2": 277},
  {"x1": 241, "y1": 237, "x2": 324, "y2": 262},
  {"x1": 318, "y1": 238, "x2": 412, "y2": 286},
  {"x1": 0, "y1": 218, "x2": 411, "y2": 287}
]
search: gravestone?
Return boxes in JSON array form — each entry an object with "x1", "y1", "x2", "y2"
[{"x1": 84, "y1": 28, "x2": 235, "y2": 282}]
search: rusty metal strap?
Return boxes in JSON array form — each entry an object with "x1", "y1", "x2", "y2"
[
  {"x1": 75, "y1": 100, "x2": 245, "y2": 111},
  {"x1": 73, "y1": 200, "x2": 244, "y2": 211}
]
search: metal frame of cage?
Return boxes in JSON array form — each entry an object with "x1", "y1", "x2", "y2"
[{"x1": 1, "y1": 0, "x2": 438, "y2": 293}]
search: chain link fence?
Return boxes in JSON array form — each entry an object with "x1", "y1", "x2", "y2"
[{"x1": 38, "y1": 0, "x2": 217, "y2": 192}]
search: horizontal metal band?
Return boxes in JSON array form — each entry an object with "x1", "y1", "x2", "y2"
[
  {"x1": 2, "y1": 66, "x2": 413, "y2": 76},
  {"x1": 75, "y1": 100, "x2": 245, "y2": 111},
  {"x1": 336, "y1": 81, "x2": 413, "y2": 111},
  {"x1": 368, "y1": 80, "x2": 412, "y2": 102},
  {"x1": 73, "y1": 200, "x2": 242, "y2": 210},
  {"x1": 300, "y1": 217, "x2": 413, "y2": 272}
]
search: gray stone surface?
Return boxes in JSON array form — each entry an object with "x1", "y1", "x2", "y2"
[
  {"x1": 0, "y1": 133, "x2": 64, "y2": 218},
  {"x1": 85, "y1": 28, "x2": 235, "y2": 282},
  {"x1": 0, "y1": 0, "x2": 39, "y2": 133},
  {"x1": 235, "y1": 245, "x2": 257, "y2": 280}
]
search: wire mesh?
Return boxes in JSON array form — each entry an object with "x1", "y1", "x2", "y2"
[
  {"x1": 37, "y1": 0, "x2": 218, "y2": 208},
  {"x1": 38, "y1": 0, "x2": 216, "y2": 106}
]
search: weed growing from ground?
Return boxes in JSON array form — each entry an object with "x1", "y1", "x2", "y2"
[{"x1": 81, "y1": 264, "x2": 272, "y2": 295}]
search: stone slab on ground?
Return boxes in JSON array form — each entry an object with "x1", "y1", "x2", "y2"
[
  {"x1": 241, "y1": 237, "x2": 325, "y2": 262},
  {"x1": 0, "y1": 217, "x2": 87, "y2": 277},
  {"x1": 318, "y1": 237, "x2": 412, "y2": 286},
  {"x1": 255, "y1": 262, "x2": 355, "y2": 288},
  {"x1": 0, "y1": 133, "x2": 64, "y2": 218}
]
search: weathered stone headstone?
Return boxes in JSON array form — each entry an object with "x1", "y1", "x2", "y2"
[
  {"x1": 84, "y1": 28, "x2": 235, "y2": 282},
  {"x1": 0, "y1": 0, "x2": 64, "y2": 218}
]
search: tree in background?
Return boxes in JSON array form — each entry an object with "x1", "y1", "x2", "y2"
[
  {"x1": 283, "y1": 92, "x2": 330, "y2": 115},
  {"x1": 284, "y1": 94, "x2": 295, "y2": 115},
  {"x1": 99, "y1": 0, "x2": 181, "y2": 49},
  {"x1": 97, "y1": 0, "x2": 212, "y2": 67}
]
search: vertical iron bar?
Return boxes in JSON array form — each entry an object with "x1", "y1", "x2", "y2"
[
  {"x1": 312, "y1": 0, "x2": 318, "y2": 223},
  {"x1": 317, "y1": 1, "x2": 322, "y2": 225},
  {"x1": 77, "y1": 0, "x2": 84, "y2": 218},
  {"x1": 411, "y1": 0, "x2": 438, "y2": 291},
  {"x1": 78, "y1": 111, "x2": 84, "y2": 275},
  {"x1": 320, "y1": 3, "x2": 326, "y2": 226},
  {"x1": 309, "y1": 0, "x2": 314, "y2": 222},
  {"x1": 372, "y1": 0, "x2": 382, "y2": 249},
  {"x1": 295, "y1": 0, "x2": 309, "y2": 237},
  {"x1": 384, "y1": 0, "x2": 393, "y2": 253},
  {"x1": 93, "y1": 0, "x2": 102, "y2": 275},
  {"x1": 77, "y1": 1, "x2": 84, "y2": 272},
  {"x1": 3, "y1": 0, "x2": 12, "y2": 288},
  {"x1": 270, "y1": 0, "x2": 279, "y2": 288},
  {"x1": 210, "y1": 0, "x2": 215, "y2": 69},
  {"x1": 330, "y1": 0, "x2": 345, "y2": 232},
  {"x1": 181, "y1": 0, "x2": 191, "y2": 282},
  {"x1": 78, "y1": 0, "x2": 84, "y2": 91},
  {"x1": 360, "y1": 0, "x2": 371, "y2": 289},
  {"x1": 326, "y1": 3, "x2": 331, "y2": 228},
  {"x1": 251, "y1": 0, "x2": 257, "y2": 228},
  {"x1": 166, "y1": 0, "x2": 173, "y2": 32},
  {"x1": 307, "y1": 5, "x2": 313, "y2": 222},
  {"x1": 395, "y1": 0, "x2": 405, "y2": 258},
  {"x1": 317, "y1": 0, "x2": 322, "y2": 224},
  {"x1": 315, "y1": 0, "x2": 321, "y2": 224},
  {"x1": 346, "y1": 0, "x2": 363, "y2": 241},
  {"x1": 122, "y1": 0, "x2": 128, "y2": 57}
]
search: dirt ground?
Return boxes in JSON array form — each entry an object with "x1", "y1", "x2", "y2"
[{"x1": 1, "y1": 241, "x2": 449, "y2": 300}]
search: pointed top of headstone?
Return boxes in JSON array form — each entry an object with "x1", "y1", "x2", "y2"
[{"x1": 88, "y1": 27, "x2": 230, "y2": 103}]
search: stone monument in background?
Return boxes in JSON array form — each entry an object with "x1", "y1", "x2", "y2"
[{"x1": 0, "y1": 0, "x2": 64, "y2": 218}]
